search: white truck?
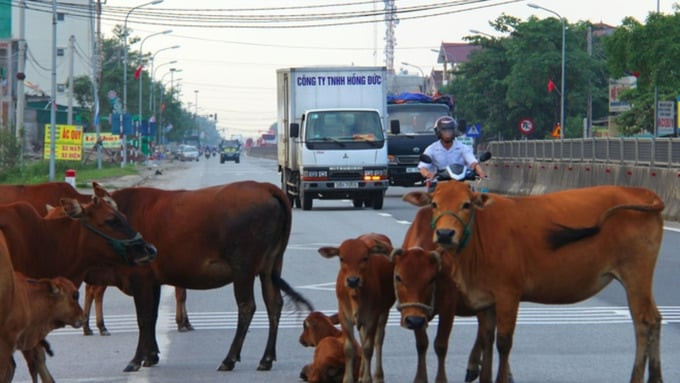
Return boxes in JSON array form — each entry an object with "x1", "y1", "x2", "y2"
[{"x1": 277, "y1": 66, "x2": 389, "y2": 210}]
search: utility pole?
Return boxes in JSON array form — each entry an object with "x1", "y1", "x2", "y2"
[
  {"x1": 67, "y1": 35, "x2": 75, "y2": 125},
  {"x1": 16, "y1": 0, "x2": 26, "y2": 144}
]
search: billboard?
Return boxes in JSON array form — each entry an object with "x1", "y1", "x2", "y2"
[{"x1": 609, "y1": 76, "x2": 637, "y2": 113}]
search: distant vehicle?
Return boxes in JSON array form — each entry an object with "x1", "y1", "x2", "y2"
[
  {"x1": 219, "y1": 139, "x2": 241, "y2": 164},
  {"x1": 179, "y1": 145, "x2": 200, "y2": 162}
]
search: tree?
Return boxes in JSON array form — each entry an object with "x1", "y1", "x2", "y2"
[
  {"x1": 604, "y1": 10, "x2": 680, "y2": 136},
  {"x1": 444, "y1": 14, "x2": 610, "y2": 140}
]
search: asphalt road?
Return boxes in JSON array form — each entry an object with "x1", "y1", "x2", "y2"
[{"x1": 12, "y1": 153, "x2": 680, "y2": 383}]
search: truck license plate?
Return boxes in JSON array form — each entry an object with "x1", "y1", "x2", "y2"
[
  {"x1": 334, "y1": 181, "x2": 358, "y2": 189},
  {"x1": 406, "y1": 167, "x2": 420, "y2": 173}
]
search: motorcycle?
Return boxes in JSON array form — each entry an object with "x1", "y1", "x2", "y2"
[
  {"x1": 420, "y1": 151, "x2": 491, "y2": 192},
  {"x1": 204, "y1": 150, "x2": 211, "y2": 159}
]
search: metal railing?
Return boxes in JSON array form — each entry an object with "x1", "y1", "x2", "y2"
[{"x1": 487, "y1": 137, "x2": 680, "y2": 168}]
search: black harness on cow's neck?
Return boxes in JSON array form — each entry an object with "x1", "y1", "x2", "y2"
[
  {"x1": 431, "y1": 208, "x2": 475, "y2": 253},
  {"x1": 81, "y1": 221, "x2": 145, "y2": 264}
]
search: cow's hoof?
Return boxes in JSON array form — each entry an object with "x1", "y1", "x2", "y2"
[
  {"x1": 83, "y1": 327, "x2": 93, "y2": 336},
  {"x1": 142, "y1": 353, "x2": 159, "y2": 367},
  {"x1": 300, "y1": 365, "x2": 310, "y2": 381},
  {"x1": 257, "y1": 359, "x2": 273, "y2": 371},
  {"x1": 218, "y1": 360, "x2": 236, "y2": 371},
  {"x1": 123, "y1": 362, "x2": 141, "y2": 372},
  {"x1": 99, "y1": 328, "x2": 111, "y2": 336},
  {"x1": 177, "y1": 323, "x2": 195, "y2": 332},
  {"x1": 465, "y1": 368, "x2": 480, "y2": 382}
]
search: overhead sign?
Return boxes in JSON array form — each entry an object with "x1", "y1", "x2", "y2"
[
  {"x1": 518, "y1": 118, "x2": 535, "y2": 136},
  {"x1": 465, "y1": 123, "x2": 481, "y2": 138}
]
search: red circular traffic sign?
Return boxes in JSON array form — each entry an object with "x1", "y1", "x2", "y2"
[{"x1": 518, "y1": 118, "x2": 535, "y2": 136}]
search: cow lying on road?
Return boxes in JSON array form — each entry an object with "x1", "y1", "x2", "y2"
[
  {"x1": 318, "y1": 233, "x2": 394, "y2": 383},
  {"x1": 299, "y1": 311, "x2": 359, "y2": 383},
  {"x1": 404, "y1": 183, "x2": 665, "y2": 383}
]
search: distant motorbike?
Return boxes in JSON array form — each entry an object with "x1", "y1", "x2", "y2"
[{"x1": 204, "y1": 150, "x2": 211, "y2": 159}]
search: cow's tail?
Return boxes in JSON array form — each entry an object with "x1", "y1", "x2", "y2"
[
  {"x1": 272, "y1": 273, "x2": 314, "y2": 312},
  {"x1": 269, "y1": 184, "x2": 314, "y2": 313},
  {"x1": 548, "y1": 199, "x2": 665, "y2": 250}
]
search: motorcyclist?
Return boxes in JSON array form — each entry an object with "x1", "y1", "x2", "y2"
[{"x1": 418, "y1": 116, "x2": 487, "y2": 180}]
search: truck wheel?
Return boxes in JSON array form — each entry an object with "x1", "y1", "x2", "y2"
[
  {"x1": 302, "y1": 191, "x2": 313, "y2": 211},
  {"x1": 371, "y1": 191, "x2": 384, "y2": 210},
  {"x1": 235, "y1": 157, "x2": 240, "y2": 164},
  {"x1": 352, "y1": 199, "x2": 363, "y2": 208},
  {"x1": 220, "y1": 157, "x2": 225, "y2": 164}
]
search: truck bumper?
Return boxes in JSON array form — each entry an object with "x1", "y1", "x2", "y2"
[{"x1": 302, "y1": 180, "x2": 388, "y2": 198}]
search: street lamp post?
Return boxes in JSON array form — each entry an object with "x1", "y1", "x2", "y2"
[
  {"x1": 122, "y1": 0, "x2": 163, "y2": 167},
  {"x1": 149, "y1": 46, "x2": 179, "y2": 115},
  {"x1": 138, "y1": 29, "x2": 172, "y2": 149},
  {"x1": 401, "y1": 62, "x2": 426, "y2": 93},
  {"x1": 528, "y1": 3, "x2": 565, "y2": 139}
]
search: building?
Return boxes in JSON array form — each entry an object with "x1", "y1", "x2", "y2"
[
  {"x1": 0, "y1": 1, "x2": 94, "y2": 147},
  {"x1": 433, "y1": 42, "x2": 480, "y2": 86}
]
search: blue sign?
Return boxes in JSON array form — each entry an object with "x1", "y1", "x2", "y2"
[
  {"x1": 110, "y1": 113, "x2": 133, "y2": 135},
  {"x1": 466, "y1": 123, "x2": 482, "y2": 138}
]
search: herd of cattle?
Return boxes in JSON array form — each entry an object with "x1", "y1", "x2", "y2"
[{"x1": 0, "y1": 179, "x2": 667, "y2": 383}]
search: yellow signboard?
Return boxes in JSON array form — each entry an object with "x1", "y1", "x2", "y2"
[
  {"x1": 83, "y1": 133, "x2": 121, "y2": 149},
  {"x1": 43, "y1": 124, "x2": 83, "y2": 161}
]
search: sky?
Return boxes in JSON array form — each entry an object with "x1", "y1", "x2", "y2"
[{"x1": 99, "y1": 0, "x2": 676, "y2": 140}]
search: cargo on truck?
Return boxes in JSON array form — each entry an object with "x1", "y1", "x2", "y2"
[
  {"x1": 386, "y1": 92, "x2": 453, "y2": 187},
  {"x1": 277, "y1": 66, "x2": 389, "y2": 210}
]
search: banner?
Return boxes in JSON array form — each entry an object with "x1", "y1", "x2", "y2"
[
  {"x1": 83, "y1": 132, "x2": 121, "y2": 149},
  {"x1": 43, "y1": 124, "x2": 83, "y2": 161}
]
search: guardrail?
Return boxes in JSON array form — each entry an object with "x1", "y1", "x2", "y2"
[{"x1": 487, "y1": 137, "x2": 680, "y2": 168}]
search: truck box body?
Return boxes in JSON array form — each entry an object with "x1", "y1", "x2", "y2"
[
  {"x1": 277, "y1": 66, "x2": 389, "y2": 210},
  {"x1": 386, "y1": 92, "x2": 452, "y2": 186}
]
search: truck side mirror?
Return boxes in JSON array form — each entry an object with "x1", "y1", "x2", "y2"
[
  {"x1": 390, "y1": 120, "x2": 400, "y2": 135},
  {"x1": 290, "y1": 123, "x2": 299, "y2": 138}
]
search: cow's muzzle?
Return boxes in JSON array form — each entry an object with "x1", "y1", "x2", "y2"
[
  {"x1": 346, "y1": 276, "x2": 361, "y2": 289},
  {"x1": 404, "y1": 315, "x2": 427, "y2": 330},
  {"x1": 435, "y1": 229, "x2": 456, "y2": 248}
]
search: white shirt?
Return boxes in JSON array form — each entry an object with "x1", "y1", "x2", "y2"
[{"x1": 417, "y1": 139, "x2": 478, "y2": 175}]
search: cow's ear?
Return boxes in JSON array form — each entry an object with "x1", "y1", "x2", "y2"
[
  {"x1": 45, "y1": 204, "x2": 55, "y2": 212},
  {"x1": 92, "y1": 182, "x2": 112, "y2": 199},
  {"x1": 389, "y1": 248, "x2": 403, "y2": 262},
  {"x1": 472, "y1": 192, "x2": 493, "y2": 209},
  {"x1": 402, "y1": 191, "x2": 431, "y2": 207},
  {"x1": 318, "y1": 246, "x2": 340, "y2": 258},
  {"x1": 371, "y1": 240, "x2": 392, "y2": 256},
  {"x1": 60, "y1": 198, "x2": 83, "y2": 218}
]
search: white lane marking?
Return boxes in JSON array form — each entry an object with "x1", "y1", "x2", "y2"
[{"x1": 50, "y1": 306, "x2": 680, "y2": 335}]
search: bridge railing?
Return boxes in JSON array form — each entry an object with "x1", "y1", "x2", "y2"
[{"x1": 487, "y1": 137, "x2": 680, "y2": 168}]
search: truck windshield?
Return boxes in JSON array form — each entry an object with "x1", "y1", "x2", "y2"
[
  {"x1": 306, "y1": 111, "x2": 384, "y2": 142},
  {"x1": 387, "y1": 104, "x2": 450, "y2": 134}
]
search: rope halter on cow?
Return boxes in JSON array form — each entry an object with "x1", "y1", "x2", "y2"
[
  {"x1": 396, "y1": 288, "x2": 436, "y2": 320},
  {"x1": 431, "y1": 208, "x2": 475, "y2": 253},
  {"x1": 81, "y1": 221, "x2": 147, "y2": 264}
]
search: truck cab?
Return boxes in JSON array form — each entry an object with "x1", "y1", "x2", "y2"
[{"x1": 386, "y1": 93, "x2": 452, "y2": 187}]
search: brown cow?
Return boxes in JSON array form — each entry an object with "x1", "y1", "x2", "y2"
[
  {"x1": 107, "y1": 182, "x2": 313, "y2": 372},
  {"x1": 404, "y1": 183, "x2": 665, "y2": 383},
  {"x1": 1, "y1": 183, "x2": 190, "y2": 337},
  {"x1": 393, "y1": 206, "x2": 501, "y2": 383},
  {"x1": 6, "y1": 272, "x2": 85, "y2": 383},
  {"x1": 0, "y1": 233, "x2": 17, "y2": 381},
  {"x1": 299, "y1": 311, "x2": 360, "y2": 383},
  {"x1": 318, "y1": 233, "x2": 394, "y2": 383}
]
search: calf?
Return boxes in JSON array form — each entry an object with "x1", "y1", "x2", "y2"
[
  {"x1": 318, "y1": 233, "x2": 394, "y2": 383},
  {"x1": 299, "y1": 311, "x2": 359, "y2": 383},
  {"x1": 395, "y1": 206, "x2": 500, "y2": 383},
  {"x1": 3, "y1": 272, "x2": 84, "y2": 383}
]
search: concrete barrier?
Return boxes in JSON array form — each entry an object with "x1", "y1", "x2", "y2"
[{"x1": 483, "y1": 160, "x2": 680, "y2": 222}]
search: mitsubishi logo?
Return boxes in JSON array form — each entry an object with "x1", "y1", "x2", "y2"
[
  {"x1": 343, "y1": 153, "x2": 349, "y2": 159},
  {"x1": 413, "y1": 147, "x2": 421, "y2": 153}
]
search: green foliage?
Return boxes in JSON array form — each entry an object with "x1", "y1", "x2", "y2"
[
  {"x1": 603, "y1": 12, "x2": 680, "y2": 135},
  {"x1": 0, "y1": 129, "x2": 22, "y2": 169},
  {"x1": 0, "y1": 158, "x2": 137, "y2": 185},
  {"x1": 446, "y1": 13, "x2": 611, "y2": 140}
]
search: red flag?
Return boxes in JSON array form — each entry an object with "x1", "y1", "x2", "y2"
[
  {"x1": 134, "y1": 65, "x2": 144, "y2": 80},
  {"x1": 547, "y1": 79, "x2": 556, "y2": 93}
]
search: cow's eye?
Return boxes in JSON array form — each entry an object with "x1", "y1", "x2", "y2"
[
  {"x1": 431, "y1": 202, "x2": 438, "y2": 209},
  {"x1": 394, "y1": 275, "x2": 402, "y2": 283},
  {"x1": 362, "y1": 256, "x2": 369, "y2": 262},
  {"x1": 462, "y1": 202, "x2": 471, "y2": 209},
  {"x1": 72, "y1": 291, "x2": 79, "y2": 300}
]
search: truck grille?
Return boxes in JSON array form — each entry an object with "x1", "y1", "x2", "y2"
[
  {"x1": 396, "y1": 155, "x2": 420, "y2": 165},
  {"x1": 330, "y1": 170, "x2": 363, "y2": 180}
]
